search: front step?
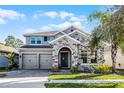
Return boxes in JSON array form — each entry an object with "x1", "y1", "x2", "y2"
[{"x1": 53, "y1": 70, "x2": 72, "y2": 74}]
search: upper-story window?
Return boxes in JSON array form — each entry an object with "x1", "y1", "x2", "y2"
[
  {"x1": 37, "y1": 37, "x2": 41, "y2": 44},
  {"x1": 44, "y1": 36, "x2": 50, "y2": 42},
  {"x1": 31, "y1": 37, "x2": 36, "y2": 44},
  {"x1": 31, "y1": 37, "x2": 41, "y2": 44},
  {"x1": 30, "y1": 36, "x2": 51, "y2": 44}
]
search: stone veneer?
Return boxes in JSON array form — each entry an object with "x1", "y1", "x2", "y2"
[
  {"x1": 51, "y1": 37, "x2": 79, "y2": 67},
  {"x1": 51, "y1": 29, "x2": 105, "y2": 68}
]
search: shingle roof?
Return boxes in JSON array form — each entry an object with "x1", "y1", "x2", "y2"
[
  {"x1": 0, "y1": 44, "x2": 18, "y2": 53},
  {"x1": 23, "y1": 31, "x2": 58, "y2": 36},
  {"x1": 20, "y1": 45, "x2": 53, "y2": 48}
]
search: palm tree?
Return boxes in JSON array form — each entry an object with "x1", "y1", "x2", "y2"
[
  {"x1": 88, "y1": 6, "x2": 124, "y2": 73},
  {"x1": 89, "y1": 27, "x2": 101, "y2": 63}
]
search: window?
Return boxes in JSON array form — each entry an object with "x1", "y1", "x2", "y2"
[
  {"x1": 81, "y1": 50, "x2": 87, "y2": 63},
  {"x1": 31, "y1": 37, "x2": 35, "y2": 44},
  {"x1": 91, "y1": 50, "x2": 97, "y2": 63},
  {"x1": 44, "y1": 36, "x2": 47, "y2": 41},
  {"x1": 47, "y1": 36, "x2": 50, "y2": 41},
  {"x1": 31, "y1": 37, "x2": 41, "y2": 44},
  {"x1": 37, "y1": 38, "x2": 41, "y2": 44},
  {"x1": 91, "y1": 59, "x2": 97, "y2": 63},
  {"x1": 82, "y1": 57, "x2": 87, "y2": 63},
  {"x1": 44, "y1": 36, "x2": 50, "y2": 41}
]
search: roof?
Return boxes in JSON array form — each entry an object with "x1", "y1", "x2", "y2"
[
  {"x1": 0, "y1": 44, "x2": 18, "y2": 54},
  {"x1": 61, "y1": 25, "x2": 91, "y2": 35},
  {"x1": 23, "y1": 25, "x2": 90, "y2": 37},
  {"x1": 23, "y1": 31, "x2": 58, "y2": 36},
  {"x1": 20, "y1": 45, "x2": 53, "y2": 48}
]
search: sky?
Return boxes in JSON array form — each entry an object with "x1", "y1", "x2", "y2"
[{"x1": 0, "y1": 5, "x2": 107, "y2": 44}]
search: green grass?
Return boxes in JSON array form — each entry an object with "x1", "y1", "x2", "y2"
[
  {"x1": 45, "y1": 83, "x2": 124, "y2": 88},
  {"x1": 0, "y1": 67, "x2": 8, "y2": 72},
  {"x1": 49, "y1": 73, "x2": 124, "y2": 80}
]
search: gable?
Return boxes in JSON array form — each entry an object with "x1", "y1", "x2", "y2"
[
  {"x1": 61, "y1": 26, "x2": 90, "y2": 36},
  {"x1": 68, "y1": 30, "x2": 91, "y2": 43},
  {"x1": 62, "y1": 26, "x2": 77, "y2": 34},
  {"x1": 50, "y1": 35, "x2": 81, "y2": 44},
  {"x1": 54, "y1": 31, "x2": 65, "y2": 39}
]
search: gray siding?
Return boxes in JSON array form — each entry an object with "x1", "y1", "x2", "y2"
[
  {"x1": 26, "y1": 36, "x2": 30, "y2": 45},
  {"x1": 25, "y1": 36, "x2": 54, "y2": 45}
]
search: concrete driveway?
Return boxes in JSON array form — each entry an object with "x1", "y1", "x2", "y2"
[{"x1": 0, "y1": 70, "x2": 51, "y2": 88}]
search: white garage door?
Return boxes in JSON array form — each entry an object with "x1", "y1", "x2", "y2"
[
  {"x1": 23, "y1": 54, "x2": 39, "y2": 69},
  {"x1": 40, "y1": 54, "x2": 53, "y2": 69}
]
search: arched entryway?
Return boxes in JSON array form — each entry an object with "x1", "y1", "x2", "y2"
[{"x1": 58, "y1": 47, "x2": 71, "y2": 69}]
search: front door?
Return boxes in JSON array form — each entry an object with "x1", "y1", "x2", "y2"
[{"x1": 61, "y1": 52, "x2": 68, "y2": 68}]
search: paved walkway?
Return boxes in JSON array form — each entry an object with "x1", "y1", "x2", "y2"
[
  {"x1": 0, "y1": 70, "x2": 51, "y2": 88},
  {"x1": 47, "y1": 79, "x2": 124, "y2": 83}
]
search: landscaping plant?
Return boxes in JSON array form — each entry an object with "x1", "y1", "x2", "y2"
[{"x1": 88, "y1": 6, "x2": 124, "y2": 73}]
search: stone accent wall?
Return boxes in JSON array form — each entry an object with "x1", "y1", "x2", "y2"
[
  {"x1": 51, "y1": 28, "x2": 105, "y2": 68},
  {"x1": 51, "y1": 37, "x2": 79, "y2": 67},
  {"x1": 97, "y1": 47, "x2": 105, "y2": 64},
  {"x1": 78, "y1": 45, "x2": 105, "y2": 64}
]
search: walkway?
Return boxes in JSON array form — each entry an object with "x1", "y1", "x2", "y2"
[
  {"x1": 46, "y1": 79, "x2": 124, "y2": 83},
  {"x1": 0, "y1": 70, "x2": 51, "y2": 88}
]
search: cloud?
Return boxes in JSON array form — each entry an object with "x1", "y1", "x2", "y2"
[
  {"x1": 33, "y1": 11, "x2": 75, "y2": 19},
  {"x1": 0, "y1": 18, "x2": 6, "y2": 24},
  {"x1": 41, "y1": 26, "x2": 53, "y2": 31},
  {"x1": 70, "y1": 16, "x2": 85, "y2": 21},
  {"x1": 41, "y1": 21, "x2": 84, "y2": 31},
  {"x1": 33, "y1": 11, "x2": 87, "y2": 24},
  {"x1": 0, "y1": 8, "x2": 25, "y2": 24},
  {"x1": 44, "y1": 11, "x2": 58, "y2": 18},
  {"x1": 59, "y1": 11, "x2": 74, "y2": 19},
  {"x1": 23, "y1": 28, "x2": 36, "y2": 34}
]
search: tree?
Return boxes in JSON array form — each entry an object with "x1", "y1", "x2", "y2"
[
  {"x1": 15, "y1": 39, "x2": 24, "y2": 48},
  {"x1": 5, "y1": 35, "x2": 24, "y2": 48},
  {"x1": 89, "y1": 26, "x2": 101, "y2": 63},
  {"x1": 5, "y1": 36, "x2": 16, "y2": 48},
  {"x1": 88, "y1": 6, "x2": 124, "y2": 73}
]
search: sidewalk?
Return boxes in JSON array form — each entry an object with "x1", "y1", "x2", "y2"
[{"x1": 46, "y1": 79, "x2": 124, "y2": 83}]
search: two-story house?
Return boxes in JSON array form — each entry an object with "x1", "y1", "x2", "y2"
[{"x1": 19, "y1": 26, "x2": 124, "y2": 70}]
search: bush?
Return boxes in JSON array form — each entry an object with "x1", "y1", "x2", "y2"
[
  {"x1": 94, "y1": 64, "x2": 112, "y2": 74},
  {"x1": 71, "y1": 66, "x2": 78, "y2": 73},
  {"x1": 51, "y1": 66, "x2": 59, "y2": 72}
]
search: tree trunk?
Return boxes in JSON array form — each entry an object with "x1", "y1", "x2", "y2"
[
  {"x1": 111, "y1": 43, "x2": 117, "y2": 73},
  {"x1": 95, "y1": 50, "x2": 97, "y2": 63}
]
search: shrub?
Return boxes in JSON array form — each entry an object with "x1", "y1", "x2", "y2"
[
  {"x1": 51, "y1": 63, "x2": 59, "y2": 72},
  {"x1": 51, "y1": 66, "x2": 59, "y2": 72},
  {"x1": 94, "y1": 64, "x2": 112, "y2": 74},
  {"x1": 71, "y1": 66, "x2": 78, "y2": 73},
  {"x1": 0, "y1": 52, "x2": 18, "y2": 70}
]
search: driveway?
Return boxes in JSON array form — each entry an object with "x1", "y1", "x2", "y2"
[{"x1": 0, "y1": 70, "x2": 51, "y2": 88}]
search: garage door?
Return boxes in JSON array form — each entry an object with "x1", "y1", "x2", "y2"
[
  {"x1": 23, "y1": 54, "x2": 39, "y2": 69},
  {"x1": 40, "y1": 54, "x2": 53, "y2": 69}
]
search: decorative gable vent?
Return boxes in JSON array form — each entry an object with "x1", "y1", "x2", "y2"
[{"x1": 71, "y1": 29, "x2": 74, "y2": 32}]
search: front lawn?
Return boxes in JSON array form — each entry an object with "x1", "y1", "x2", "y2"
[
  {"x1": 0, "y1": 67, "x2": 8, "y2": 72},
  {"x1": 45, "y1": 83, "x2": 124, "y2": 88},
  {"x1": 49, "y1": 73, "x2": 124, "y2": 80}
]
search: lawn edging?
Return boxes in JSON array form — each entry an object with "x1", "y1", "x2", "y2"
[{"x1": 46, "y1": 79, "x2": 124, "y2": 83}]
